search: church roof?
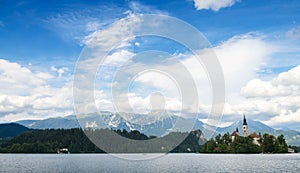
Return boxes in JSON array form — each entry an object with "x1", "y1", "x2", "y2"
[
  {"x1": 231, "y1": 130, "x2": 239, "y2": 136},
  {"x1": 249, "y1": 133, "x2": 260, "y2": 138}
]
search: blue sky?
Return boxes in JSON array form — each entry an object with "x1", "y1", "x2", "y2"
[
  {"x1": 1, "y1": 0, "x2": 299, "y2": 63},
  {"x1": 1, "y1": 0, "x2": 300, "y2": 131}
]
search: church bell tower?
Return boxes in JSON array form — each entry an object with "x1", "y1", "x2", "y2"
[{"x1": 242, "y1": 115, "x2": 248, "y2": 137}]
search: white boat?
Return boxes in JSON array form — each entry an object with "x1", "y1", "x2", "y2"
[{"x1": 57, "y1": 148, "x2": 70, "y2": 154}]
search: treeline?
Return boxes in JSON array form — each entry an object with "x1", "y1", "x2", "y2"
[
  {"x1": 0, "y1": 128, "x2": 204, "y2": 153},
  {"x1": 202, "y1": 133, "x2": 297, "y2": 153},
  {"x1": 0, "y1": 129, "x2": 102, "y2": 153}
]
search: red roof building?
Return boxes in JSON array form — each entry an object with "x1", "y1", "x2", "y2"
[{"x1": 231, "y1": 128, "x2": 239, "y2": 142}]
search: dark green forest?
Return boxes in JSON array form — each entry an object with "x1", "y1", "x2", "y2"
[
  {"x1": 0, "y1": 129, "x2": 102, "y2": 153},
  {"x1": 0, "y1": 128, "x2": 204, "y2": 153},
  {"x1": 0, "y1": 126, "x2": 298, "y2": 154},
  {"x1": 0, "y1": 123, "x2": 30, "y2": 138}
]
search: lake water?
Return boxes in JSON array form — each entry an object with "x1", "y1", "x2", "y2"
[{"x1": 0, "y1": 154, "x2": 299, "y2": 173}]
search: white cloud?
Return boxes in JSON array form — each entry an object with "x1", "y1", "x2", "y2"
[
  {"x1": 182, "y1": 34, "x2": 274, "y2": 124},
  {"x1": 73, "y1": 14, "x2": 143, "y2": 115},
  {"x1": 134, "y1": 71, "x2": 180, "y2": 95},
  {"x1": 51, "y1": 66, "x2": 68, "y2": 78},
  {"x1": 138, "y1": 34, "x2": 273, "y2": 111},
  {"x1": 86, "y1": 21, "x2": 102, "y2": 32},
  {"x1": 103, "y1": 50, "x2": 135, "y2": 66},
  {"x1": 92, "y1": 33, "x2": 274, "y2": 121},
  {"x1": 178, "y1": 34, "x2": 272, "y2": 105},
  {"x1": 241, "y1": 65, "x2": 300, "y2": 98},
  {"x1": 193, "y1": 0, "x2": 240, "y2": 11},
  {"x1": 228, "y1": 65, "x2": 300, "y2": 129},
  {"x1": 215, "y1": 34, "x2": 272, "y2": 96},
  {"x1": 286, "y1": 26, "x2": 300, "y2": 40},
  {"x1": 43, "y1": 2, "x2": 167, "y2": 44},
  {"x1": 43, "y1": 5, "x2": 127, "y2": 43},
  {"x1": 0, "y1": 59, "x2": 53, "y2": 95},
  {"x1": 0, "y1": 59, "x2": 74, "y2": 122},
  {"x1": 82, "y1": 13, "x2": 142, "y2": 48},
  {"x1": 107, "y1": 92, "x2": 183, "y2": 115},
  {"x1": 128, "y1": 1, "x2": 168, "y2": 15},
  {"x1": 101, "y1": 34, "x2": 272, "y2": 115}
]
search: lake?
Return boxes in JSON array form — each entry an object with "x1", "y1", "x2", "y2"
[{"x1": 0, "y1": 154, "x2": 299, "y2": 173}]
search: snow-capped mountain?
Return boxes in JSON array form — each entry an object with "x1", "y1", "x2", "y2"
[
  {"x1": 14, "y1": 112, "x2": 300, "y2": 146},
  {"x1": 15, "y1": 112, "x2": 210, "y2": 137}
]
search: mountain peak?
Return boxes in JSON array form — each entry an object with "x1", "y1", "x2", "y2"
[{"x1": 0, "y1": 123, "x2": 31, "y2": 138}]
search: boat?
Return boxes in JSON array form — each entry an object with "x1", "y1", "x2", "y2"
[{"x1": 57, "y1": 148, "x2": 70, "y2": 154}]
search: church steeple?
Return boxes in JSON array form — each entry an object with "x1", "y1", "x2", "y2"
[
  {"x1": 243, "y1": 114, "x2": 248, "y2": 125},
  {"x1": 242, "y1": 114, "x2": 248, "y2": 137}
]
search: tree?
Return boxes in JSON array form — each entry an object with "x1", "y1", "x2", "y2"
[
  {"x1": 203, "y1": 138, "x2": 217, "y2": 153},
  {"x1": 275, "y1": 134, "x2": 288, "y2": 153},
  {"x1": 262, "y1": 134, "x2": 275, "y2": 153}
]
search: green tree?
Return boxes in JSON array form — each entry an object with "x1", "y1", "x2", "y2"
[{"x1": 262, "y1": 134, "x2": 275, "y2": 153}]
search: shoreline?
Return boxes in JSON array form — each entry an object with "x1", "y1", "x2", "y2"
[{"x1": 0, "y1": 152, "x2": 299, "y2": 154}]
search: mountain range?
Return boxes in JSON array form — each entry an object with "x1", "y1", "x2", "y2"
[{"x1": 13, "y1": 112, "x2": 300, "y2": 146}]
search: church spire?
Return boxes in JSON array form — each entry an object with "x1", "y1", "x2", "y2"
[
  {"x1": 242, "y1": 114, "x2": 248, "y2": 137},
  {"x1": 243, "y1": 114, "x2": 248, "y2": 125}
]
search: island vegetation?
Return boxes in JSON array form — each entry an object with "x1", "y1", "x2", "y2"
[{"x1": 201, "y1": 133, "x2": 298, "y2": 153}]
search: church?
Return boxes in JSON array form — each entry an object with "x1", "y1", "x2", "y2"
[{"x1": 231, "y1": 115, "x2": 261, "y2": 145}]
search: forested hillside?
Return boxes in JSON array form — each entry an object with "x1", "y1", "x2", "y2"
[
  {"x1": 0, "y1": 123, "x2": 31, "y2": 139},
  {"x1": 0, "y1": 128, "x2": 204, "y2": 153}
]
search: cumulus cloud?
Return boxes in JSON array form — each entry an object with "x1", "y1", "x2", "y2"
[
  {"x1": 215, "y1": 34, "x2": 273, "y2": 96},
  {"x1": 0, "y1": 59, "x2": 53, "y2": 95},
  {"x1": 168, "y1": 34, "x2": 272, "y2": 106},
  {"x1": 0, "y1": 59, "x2": 74, "y2": 122},
  {"x1": 232, "y1": 65, "x2": 300, "y2": 129},
  {"x1": 183, "y1": 34, "x2": 273, "y2": 123},
  {"x1": 193, "y1": 0, "x2": 240, "y2": 11},
  {"x1": 241, "y1": 65, "x2": 300, "y2": 98}
]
